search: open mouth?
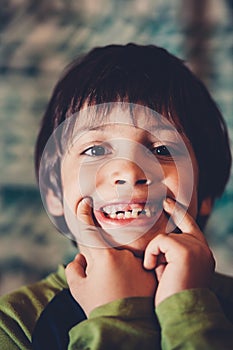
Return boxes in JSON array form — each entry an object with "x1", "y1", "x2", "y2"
[
  {"x1": 99, "y1": 202, "x2": 160, "y2": 220},
  {"x1": 93, "y1": 200, "x2": 165, "y2": 243}
]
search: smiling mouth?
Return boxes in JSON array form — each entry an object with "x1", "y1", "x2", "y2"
[{"x1": 99, "y1": 202, "x2": 160, "y2": 220}]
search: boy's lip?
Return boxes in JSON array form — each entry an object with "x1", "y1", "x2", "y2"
[
  {"x1": 95, "y1": 198, "x2": 158, "y2": 210},
  {"x1": 93, "y1": 199, "x2": 163, "y2": 227}
]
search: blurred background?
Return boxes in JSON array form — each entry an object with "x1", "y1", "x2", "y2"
[{"x1": 0, "y1": 0, "x2": 232, "y2": 295}]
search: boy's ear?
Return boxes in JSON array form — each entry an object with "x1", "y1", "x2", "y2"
[
  {"x1": 46, "y1": 189, "x2": 64, "y2": 216},
  {"x1": 199, "y1": 196, "x2": 213, "y2": 216}
]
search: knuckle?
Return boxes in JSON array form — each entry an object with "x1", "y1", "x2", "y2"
[
  {"x1": 188, "y1": 220, "x2": 197, "y2": 232},
  {"x1": 156, "y1": 233, "x2": 169, "y2": 242},
  {"x1": 65, "y1": 261, "x2": 74, "y2": 273}
]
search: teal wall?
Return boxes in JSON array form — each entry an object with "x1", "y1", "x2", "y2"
[{"x1": 0, "y1": 0, "x2": 232, "y2": 295}]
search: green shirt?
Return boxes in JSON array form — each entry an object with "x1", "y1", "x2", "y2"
[{"x1": 0, "y1": 265, "x2": 233, "y2": 349}]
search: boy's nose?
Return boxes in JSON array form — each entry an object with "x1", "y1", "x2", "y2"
[{"x1": 109, "y1": 159, "x2": 152, "y2": 187}]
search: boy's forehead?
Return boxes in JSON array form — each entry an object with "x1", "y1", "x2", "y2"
[{"x1": 71, "y1": 103, "x2": 181, "y2": 137}]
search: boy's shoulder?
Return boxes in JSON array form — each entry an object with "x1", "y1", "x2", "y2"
[
  {"x1": 0, "y1": 266, "x2": 232, "y2": 348},
  {"x1": 0, "y1": 264, "x2": 67, "y2": 314},
  {"x1": 0, "y1": 264, "x2": 67, "y2": 306},
  {"x1": 1, "y1": 267, "x2": 232, "y2": 311},
  {"x1": 0, "y1": 265, "x2": 67, "y2": 348}
]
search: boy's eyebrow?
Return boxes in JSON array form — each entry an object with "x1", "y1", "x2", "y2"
[
  {"x1": 69, "y1": 122, "x2": 186, "y2": 149},
  {"x1": 76, "y1": 123, "x2": 182, "y2": 134},
  {"x1": 85, "y1": 125, "x2": 109, "y2": 131},
  {"x1": 73, "y1": 124, "x2": 109, "y2": 134},
  {"x1": 149, "y1": 124, "x2": 182, "y2": 133}
]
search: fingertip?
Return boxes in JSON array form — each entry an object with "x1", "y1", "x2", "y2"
[
  {"x1": 143, "y1": 256, "x2": 150, "y2": 270},
  {"x1": 77, "y1": 197, "x2": 95, "y2": 226},
  {"x1": 84, "y1": 197, "x2": 93, "y2": 206},
  {"x1": 79, "y1": 197, "x2": 93, "y2": 210},
  {"x1": 165, "y1": 197, "x2": 174, "y2": 204},
  {"x1": 164, "y1": 198, "x2": 201, "y2": 236},
  {"x1": 143, "y1": 258, "x2": 155, "y2": 270},
  {"x1": 66, "y1": 253, "x2": 87, "y2": 279},
  {"x1": 163, "y1": 197, "x2": 175, "y2": 211},
  {"x1": 143, "y1": 250, "x2": 156, "y2": 270}
]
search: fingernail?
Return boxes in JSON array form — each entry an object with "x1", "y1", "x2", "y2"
[
  {"x1": 164, "y1": 197, "x2": 173, "y2": 205},
  {"x1": 83, "y1": 197, "x2": 92, "y2": 206}
]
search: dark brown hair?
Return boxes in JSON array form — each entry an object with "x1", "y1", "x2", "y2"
[{"x1": 35, "y1": 43, "x2": 231, "y2": 230}]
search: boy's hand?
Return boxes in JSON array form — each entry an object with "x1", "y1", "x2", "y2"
[
  {"x1": 143, "y1": 198, "x2": 215, "y2": 307},
  {"x1": 65, "y1": 198, "x2": 157, "y2": 316}
]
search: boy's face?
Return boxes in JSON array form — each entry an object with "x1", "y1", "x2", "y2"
[
  {"x1": 43, "y1": 103, "x2": 198, "y2": 256},
  {"x1": 53, "y1": 103, "x2": 199, "y2": 256}
]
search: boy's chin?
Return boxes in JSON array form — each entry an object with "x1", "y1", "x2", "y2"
[
  {"x1": 114, "y1": 229, "x2": 162, "y2": 258},
  {"x1": 94, "y1": 210, "x2": 167, "y2": 247},
  {"x1": 99, "y1": 223, "x2": 163, "y2": 252}
]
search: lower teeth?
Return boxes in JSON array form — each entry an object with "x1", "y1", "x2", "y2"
[{"x1": 105, "y1": 210, "x2": 151, "y2": 219}]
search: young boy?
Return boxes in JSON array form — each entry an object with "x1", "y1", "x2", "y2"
[{"x1": 0, "y1": 43, "x2": 233, "y2": 349}]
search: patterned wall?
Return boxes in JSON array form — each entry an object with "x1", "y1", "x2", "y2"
[{"x1": 0, "y1": 0, "x2": 232, "y2": 295}]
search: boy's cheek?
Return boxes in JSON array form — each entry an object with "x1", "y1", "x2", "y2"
[
  {"x1": 78, "y1": 165, "x2": 97, "y2": 199},
  {"x1": 167, "y1": 162, "x2": 198, "y2": 212},
  {"x1": 176, "y1": 169, "x2": 199, "y2": 218},
  {"x1": 62, "y1": 163, "x2": 98, "y2": 210}
]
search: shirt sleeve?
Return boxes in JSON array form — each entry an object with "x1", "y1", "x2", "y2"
[
  {"x1": 0, "y1": 329, "x2": 24, "y2": 350},
  {"x1": 156, "y1": 288, "x2": 233, "y2": 350},
  {"x1": 0, "y1": 299, "x2": 32, "y2": 350},
  {"x1": 0, "y1": 266, "x2": 67, "y2": 350},
  {"x1": 68, "y1": 297, "x2": 161, "y2": 350}
]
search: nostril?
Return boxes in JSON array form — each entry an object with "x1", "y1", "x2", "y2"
[
  {"x1": 115, "y1": 179, "x2": 126, "y2": 185},
  {"x1": 136, "y1": 179, "x2": 149, "y2": 185},
  {"x1": 114, "y1": 179, "x2": 151, "y2": 185}
]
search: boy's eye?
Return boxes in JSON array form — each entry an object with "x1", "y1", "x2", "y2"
[
  {"x1": 83, "y1": 145, "x2": 110, "y2": 157},
  {"x1": 153, "y1": 145, "x2": 171, "y2": 157}
]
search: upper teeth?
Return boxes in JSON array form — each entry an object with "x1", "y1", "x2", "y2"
[{"x1": 101, "y1": 204, "x2": 155, "y2": 219}]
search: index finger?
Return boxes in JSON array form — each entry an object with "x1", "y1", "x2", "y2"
[
  {"x1": 75, "y1": 197, "x2": 110, "y2": 250},
  {"x1": 163, "y1": 197, "x2": 206, "y2": 243}
]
